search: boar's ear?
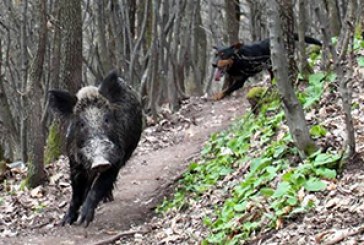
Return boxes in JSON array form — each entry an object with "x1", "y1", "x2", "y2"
[
  {"x1": 98, "y1": 70, "x2": 122, "y2": 101},
  {"x1": 48, "y1": 90, "x2": 77, "y2": 116}
]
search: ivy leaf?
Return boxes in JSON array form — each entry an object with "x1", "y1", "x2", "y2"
[
  {"x1": 234, "y1": 201, "x2": 247, "y2": 212},
  {"x1": 250, "y1": 158, "x2": 272, "y2": 174},
  {"x1": 314, "y1": 153, "x2": 341, "y2": 167},
  {"x1": 308, "y1": 72, "x2": 325, "y2": 85},
  {"x1": 304, "y1": 178, "x2": 326, "y2": 192},
  {"x1": 243, "y1": 221, "x2": 260, "y2": 232},
  {"x1": 358, "y1": 56, "x2": 364, "y2": 67},
  {"x1": 188, "y1": 162, "x2": 198, "y2": 171},
  {"x1": 273, "y1": 145, "x2": 287, "y2": 158},
  {"x1": 272, "y1": 182, "x2": 291, "y2": 198},
  {"x1": 260, "y1": 187, "x2": 274, "y2": 197},
  {"x1": 315, "y1": 168, "x2": 336, "y2": 179},
  {"x1": 310, "y1": 125, "x2": 327, "y2": 138},
  {"x1": 207, "y1": 232, "x2": 225, "y2": 244},
  {"x1": 287, "y1": 196, "x2": 298, "y2": 206}
]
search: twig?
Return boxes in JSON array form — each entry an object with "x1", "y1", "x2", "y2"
[
  {"x1": 92, "y1": 227, "x2": 151, "y2": 245},
  {"x1": 323, "y1": 225, "x2": 364, "y2": 245}
]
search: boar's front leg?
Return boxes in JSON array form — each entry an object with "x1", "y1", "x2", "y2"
[
  {"x1": 62, "y1": 164, "x2": 88, "y2": 225},
  {"x1": 77, "y1": 167, "x2": 119, "y2": 227}
]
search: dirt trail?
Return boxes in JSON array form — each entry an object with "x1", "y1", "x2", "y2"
[{"x1": 3, "y1": 94, "x2": 248, "y2": 245}]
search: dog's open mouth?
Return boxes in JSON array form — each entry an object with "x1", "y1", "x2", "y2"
[
  {"x1": 214, "y1": 68, "x2": 224, "y2": 81},
  {"x1": 214, "y1": 59, "x2": 233, "y2": 81}
]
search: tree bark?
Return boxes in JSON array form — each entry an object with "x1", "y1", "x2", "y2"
[
  {"x1": 336, "y1": 0, "x2": 357, "y2": 160},
  {"x1": 326, "y1": 0, "x2": 342, "y2": 36},
  {"x1": 190, "y1": 0, "x2": 204, "y2": 96},
  {"x1": 59, "y1": 0, "x2": 82, "y2": 152},
  {"x1": 222, "y1": 0, "x2": 240, "y2": 93},
  {"x1": 20, "y1": 0, "x2": 29, "y2": 163},
  {"x1": 129, "y1": 0, "x2": 149, "y2": 86},
  {"x1": 60, "y1": 0, "x2": 82, "y2": 94},
  {"x1": 297, "y1": 0, "x2": 313, "y2": 80},
  {"x1": 225, "y1": 0, "x2": 240, "y2": 43},
  {"x1": 27, "y1": 0, "x2": 47, "y2": 188},
  {"x1": 96, "y1": 0, "x2": 112, "y2": 75},
  {"x1": 268, "y1": 0, "x2": 316, "y2": 157},
  {"x1": 248, "y1": 0, "x2": 263, "y2": 41},
  {"x1": 314, "y1": 0, "x2": 336, "y2": 70},
  {"x1": 0, "y1": 40, "x2": 19, "y2": 160},
  {"x1": 149, "y1": 0, "x2": 160, "y2": 119}
]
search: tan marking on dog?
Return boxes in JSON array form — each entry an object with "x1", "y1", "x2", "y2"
[{"x1": 217, "y1": 59, "x2": 234, "y2": 69}]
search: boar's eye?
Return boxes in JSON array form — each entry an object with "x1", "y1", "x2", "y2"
[
  {"x1": 104, "y1": 113, "x2": 113, "y2": 126},
  {"x1": 77, "y1": 119, "x2": 86, "y2": 129}
]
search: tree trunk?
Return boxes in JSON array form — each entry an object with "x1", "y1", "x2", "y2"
[
  {"x1": 248, "y1": 0, "x2": 262, "y2": 41},
  {"x1": 326, "y1": 0, "x2": 342, "y2": 36},
  {"x1": 149, "y1": 0, "x2": 160, "y2": 119},
  {"x1": 297, "y1": 0, "x2": 313, "y2": 80},
  {"x1": 0, "y1": 40, "x2": 19, "y2": 160},
  {"x1": 96, "y1": 0, "x2": 112, "y2": 75},
  {"x1": 27, "y1": 0, "x2": 47, "y2": 188},
  {"x1": 268, "y1": 0, "x2": 316, "y2": 158},
  {"x1": 110, "y1": 0, "x2": 124, "y2": 73},
  {"x1": 336, "y1": 0, "x2": 357, "y2": 161},
  {"x1": 20, "y1": 0, "x2": 29, "y2": 164},
  {"x1": 225, "y1": 0, "x2": 240, "y2": 43},
  {"x1": 222, "y1": 0, "x2": 240, "y2": 93},
  {"x1": 60, "y1": 0, "x2": 82, "y2": 94},
  {"x1": 314, "y1": 0, "x2": 336, "y2": 70},
  {"x1": 190, "y1": 0, "x2": 204, "y2": 96},
  {"x1": 59, "y1": 0, "x2": 82, "y2": 152},
  {"x1": 168, "y1": 0, "x2": 182, "y2": 111},
  {"x1": 129, "y1": 0, "x2": 149, "y2": 86}
]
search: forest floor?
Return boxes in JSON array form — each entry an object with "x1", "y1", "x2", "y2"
[
  {"x1": 0, "y1": 89, "x2": 249, "y2": 244},
  {"x1": 2, "y1": 61, "x2": 364, "y2": 245}
]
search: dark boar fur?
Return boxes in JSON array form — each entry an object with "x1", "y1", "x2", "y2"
[{"x1": 48, "y1": 70, "x2": 143, "y2": 226}]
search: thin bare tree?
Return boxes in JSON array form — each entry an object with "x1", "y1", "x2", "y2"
[
  {"x1": 27, "y1": 0, "x2": 48, "y2": 187},
  {"x1": 268, "y1": 0, "x2": 316, "y2": 157}
]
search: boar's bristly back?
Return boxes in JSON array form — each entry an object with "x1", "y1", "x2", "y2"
[
  {"x1": 74, "y1": 86, "x2": 109, "y2": 113},
  {"x1": 48, "y1": 90, "x2": 78, "y2": 116}
]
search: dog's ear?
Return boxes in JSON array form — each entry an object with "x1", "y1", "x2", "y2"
[{"x1": 231, "y1": 42, "x2": 243, "y2": 50}]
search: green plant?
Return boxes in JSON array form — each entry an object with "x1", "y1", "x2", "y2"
[{"x1": 158, "y1": 68, "x2": 341, "y2": 244}]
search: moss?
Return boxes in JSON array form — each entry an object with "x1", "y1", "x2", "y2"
[
  {"x1": 304, "y1": 142, "x2": 318, "y2": 157},
  {"x1": 0, "y1": 160, "x2": 6, "y2": 182},
  {"x1": 0, "y1": 145, "x2": 4, "y2": 161},
  {"x1": 246, "y1": 87, "x2": 279, "y2": 115},
  {"x1": 308, "y1": 45, "x2": 321, "y2": 55},
  {"x1": 246, "y1": 86, "x2": 267, "y2": 100},
  {"x1": 355, "y1": 24, "x2": 363, "y2": 39},
  {"x1": 44, "y1": 121, "x2": 62, "y2": 165}
]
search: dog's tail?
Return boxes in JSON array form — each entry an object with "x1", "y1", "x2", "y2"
[{"x1": 294, "y1": 33, "x2": 322, "y2": 46}]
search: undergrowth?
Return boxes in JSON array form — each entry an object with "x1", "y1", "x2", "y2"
[{"x1": 157, "y1": 36, "x2": 364, "y2": 244}]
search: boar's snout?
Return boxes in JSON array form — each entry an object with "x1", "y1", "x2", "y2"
[
  {"x1": 80, "y1": 136, "x2": 118, "y2": 173},
  {"x1": 91, "y1": 156, "x2": 112, "y2": 172}
]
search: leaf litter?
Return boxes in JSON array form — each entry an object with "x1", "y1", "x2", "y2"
[{"x1": 118, "y1": 61, "x2": 364, "y2": 244}]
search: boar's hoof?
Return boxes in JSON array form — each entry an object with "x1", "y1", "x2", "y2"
[
  {"x1": 61, "y1": 209, "x2": 78, "y2": 226},
  {"x1": 91, "y1": 160, "x2": 111, "y2": 173},
  {"x1": 76, "y1": 208, "x2": 95, "y2": 227}
]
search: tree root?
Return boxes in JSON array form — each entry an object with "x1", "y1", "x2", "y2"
[{"x1": 92, "y1": 227, "x2": 152, "y2": 245}]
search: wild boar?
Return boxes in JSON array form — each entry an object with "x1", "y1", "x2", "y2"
[{"x1": 49, "y1": 70, "x2": 143, "y2": 226}]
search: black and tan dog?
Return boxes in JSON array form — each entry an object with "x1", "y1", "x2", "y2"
[{"x1": 212, "y1": 34, "x2": 322, "y2": 100}]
